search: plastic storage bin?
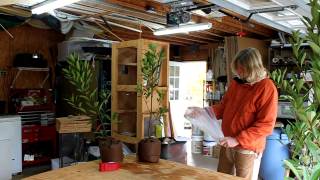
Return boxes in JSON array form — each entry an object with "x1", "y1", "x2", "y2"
[{"x1": 259, "y1": 128, "x2": 290, "y2": 180}]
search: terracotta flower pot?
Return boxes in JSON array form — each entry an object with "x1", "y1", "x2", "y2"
[
  {"x1": 99, "y1": 137, "x2": 123, "y2": 163},
  {"x1": 137, "y1": 138, "x2": 161, "y2": 163}
]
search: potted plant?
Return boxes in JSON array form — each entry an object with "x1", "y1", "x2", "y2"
[
  {"x1": 63, "y1": 53, "x2": 123, "y2": 163},
  {"x1": 136, "y1": 43, "x2": 168, "y2": 163},
  {"x1": 270, "y1": 0, "x2": 320, "y2": 178}
]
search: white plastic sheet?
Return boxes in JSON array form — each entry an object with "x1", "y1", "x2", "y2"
[{"x1": 184, "y1": 107, "x2": 224, "y2": 142}]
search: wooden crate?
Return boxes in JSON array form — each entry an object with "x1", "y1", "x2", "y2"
[{"x1": 56, "y1": 115, "x2": 91, "y2": 133}]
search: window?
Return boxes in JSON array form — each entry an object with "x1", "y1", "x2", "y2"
[{"x1": 169, "y1": 65, "x2": 180, "y2": 100}]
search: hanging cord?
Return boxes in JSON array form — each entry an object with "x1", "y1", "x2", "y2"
[{"x1": 0, "y1": 23, "x2": 14, "y2": 39}]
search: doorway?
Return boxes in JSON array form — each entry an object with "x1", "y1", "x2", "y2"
[{"x1": 169, "y1": 61, "x2": 206, "y2": 138}]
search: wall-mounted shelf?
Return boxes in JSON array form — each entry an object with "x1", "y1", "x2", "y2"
[{"x1": 11, "y1": 67, "x2": 50, "y2": 88}]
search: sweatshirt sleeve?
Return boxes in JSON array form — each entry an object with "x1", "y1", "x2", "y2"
[
  {"x1": 212, "y1": 80, "x2": 234, "y2": 120},
  {"x1": 236, "y1": 82, "x2": 278, "y2": 147}
]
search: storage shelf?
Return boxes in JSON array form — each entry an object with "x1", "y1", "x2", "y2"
[
  {"x1": 119, "y1": 63, "x2": 137, "y2": 66},
  {"x1": 156, "y1": 86, "x2": 168, "y2": 91},
  {"x1": 117, "y1": 109, "x2": 137, "y2": 113},
  {"x1": 22, "y1": 137, "x2": 55, "y2": 144},
  {"x1": 117, "y1": 85, "x2": 137, "y2": 92},
  {"x1": 15, "y1": 67, "x2": 49, "y2": 71},
  {"x1": 11, "y1": 67, "x2": 50, "y2": 88},
  {"x1": 112, "y1": 39, "x2": 169, "y2": 144},
  {"x1": 23, "y1": 157, "x2": 51, "y2": 167},
  {"x1": 112, "y1": 132, "x2": 139, "y2": 144}
]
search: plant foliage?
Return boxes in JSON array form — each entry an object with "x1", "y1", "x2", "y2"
[
  {"x1": 270, "y1": 1, "x2": 320, "y2": 179},
  {"x1": 63, "y1": 53, "x2": 115, "y2": 137},
  {"x1": 137, "y1": 44, "x2": 168, "y2": 137}
]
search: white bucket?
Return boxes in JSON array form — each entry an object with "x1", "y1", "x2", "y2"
[
  {"x1": 191, "y1": 136, "x2": 203, "y2": 154},
  {"x1": 202, "y1": 141, "x2": 217, "y2": 156},
  {"x1": 203, "y1": 132, "x2": 215, "y2": 141}
]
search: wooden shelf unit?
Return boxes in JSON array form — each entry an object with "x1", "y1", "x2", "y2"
[{"x1": 111, "y1": 39, "x2": 169, "y2": 144}]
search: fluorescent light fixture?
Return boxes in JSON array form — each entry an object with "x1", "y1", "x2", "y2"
[
  {"x1": 32, "y1": 0, "x2": 81, "y2": 15},
  {"x1": 154, "y1": 23, "x2": 212, "y2": 36}
]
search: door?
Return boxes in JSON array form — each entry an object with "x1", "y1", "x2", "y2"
[{"x1": 169, "y1": 61, "x2": 206, "y2": 138}]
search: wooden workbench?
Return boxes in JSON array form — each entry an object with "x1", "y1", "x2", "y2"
[{"x1": 24, "y1": 156, "x2": 244, "y2": 180}]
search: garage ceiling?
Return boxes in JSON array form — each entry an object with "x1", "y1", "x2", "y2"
[{"x1": 1, "y1": 0, "x2": 311, "y2": 44}]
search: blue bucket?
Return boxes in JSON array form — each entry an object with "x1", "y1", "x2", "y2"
[{"x1": 259, "y1": 128, "x2": 290, "y2": 180}]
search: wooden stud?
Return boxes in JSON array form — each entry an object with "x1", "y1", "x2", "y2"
[
  {"x1": 101, "y1": 0, "x2": 170, "y2": 16},
  {"x1": 94, "y1": 21, "x2": 124, "y2": 42}
]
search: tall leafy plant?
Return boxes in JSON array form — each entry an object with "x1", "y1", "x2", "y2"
[
  {"x1": 270, "y1": 0, "x2": 320, "y2": 179},
  {"x1": 63, "y1": 53, "x2": 113, "y2": 137},
  {"x1": 137, "y1": 44, "x2": 168, "y2": 137}
]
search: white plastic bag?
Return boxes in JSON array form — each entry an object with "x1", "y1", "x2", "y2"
[{"x1": 184, "y1": 107, "x2": 224, "y2": 142}]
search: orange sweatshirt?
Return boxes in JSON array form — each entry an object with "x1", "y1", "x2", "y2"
[{"x1": 212, "y1": 78, "x2": 278, "y2": 153}]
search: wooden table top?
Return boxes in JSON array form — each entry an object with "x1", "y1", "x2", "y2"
[{"x1": 24, "y1": 156, "x2": 244, "y2": 180}]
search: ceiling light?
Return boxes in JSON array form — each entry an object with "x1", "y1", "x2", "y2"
[
  {"x1": 154, "y1": 22, "x2": 212, "y2": 36},
  {"x1": 31, "y1": 0, "x2": 81, "y2": 15}
]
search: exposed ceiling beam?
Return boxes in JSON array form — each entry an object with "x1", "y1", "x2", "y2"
[
  {"x1": 67, "y1": 3, "x2": 106, "y2": 14},
  {"x1": 60, "y1": 6, "x2": 95, "y2": 15},
  {"x1": 79, "y1": 1, "x2": 166, "y2": 24},
  {"x1": 208, "y1": 0, "x2": 293, "y2": 34},
  {"x1": 221, "y1": 16, "x2": 276, "y2": 37},
  {"x1": 169, "y1": 34, "x2": 214, "y2": 44},
  {"x1": 94, "y1": 21, "x2": 124, "y2": 41},
  {"x1": 104, "y1": 0, "x2": 170, "y2": 16},
  {"x1": 0, "y1": 0, "x2": 29, "y2": 6},
  {"x1": 108, "y1": 27, "x2": 192, "y2": 45},
  {"x1": 187, "y1": 32, "x2": 221, "y2": 41},
  {"x1": 198, "y1": 30, "x2": 224, "y2": 38},
  {"x1": 86, "y1": 17, "x2": 219, "y2": 44},
  {"x1": 0, "y1": 6, "x2": 31, "y2": 17}
]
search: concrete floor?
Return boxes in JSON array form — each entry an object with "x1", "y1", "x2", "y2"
[{"x1": 12, "y1": 165, "x2": 51, "y2": 180}]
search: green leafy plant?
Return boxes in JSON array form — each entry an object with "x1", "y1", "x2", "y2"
[
  {"x1": 63, "y1": 53, "x2": 115, "y2": 137},
  {"x1": 137, "y1": 44, "x2": 168, "y2": 137},
  {"x1": 270, "y1": 0, "x2": 320, "y2": 179}
]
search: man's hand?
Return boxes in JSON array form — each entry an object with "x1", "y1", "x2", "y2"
[{"x1": 219, "y1": 137, "x2": 239, "y2": 148}]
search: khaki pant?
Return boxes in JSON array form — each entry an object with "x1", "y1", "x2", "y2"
[{"x1": 217, "y1": 146, "x2": 262, "y2": 180}]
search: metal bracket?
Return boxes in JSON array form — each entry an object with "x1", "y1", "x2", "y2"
[
  {"x1": 245, "y1": 5, "x2": 298, "y2": 22},
  {"x1": 10, "y1": 67, "x2": 50, "y2": 88}
]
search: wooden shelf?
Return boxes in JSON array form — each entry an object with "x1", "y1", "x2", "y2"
[
  {"x1": 23, "y1": 157, "x2": 51, "y2": 167},
  {"x1": 117, "y1": 85, "x2": 137, "y2": 92},
  {"x1": 112, "y1": 39, "x2": 169, "y2": 144},
  {"x1": 156, "y1": 86, "x2": 168, "y2": 91},
  {"x1": 117, "y1": 109, "x2": 137, "y2": 113},
  {"x1": 15, "y1": 67, "x2": 49, "y2": 71},
  {"x1": 11, "y1": 67, "x2": 50, "y2": 88},
  {"x1": 112, "y1": 132, "x2": 140, "y2": 144},
  {"x1": 119, "y1": 63, "x2": 137, "y2": 66}
]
